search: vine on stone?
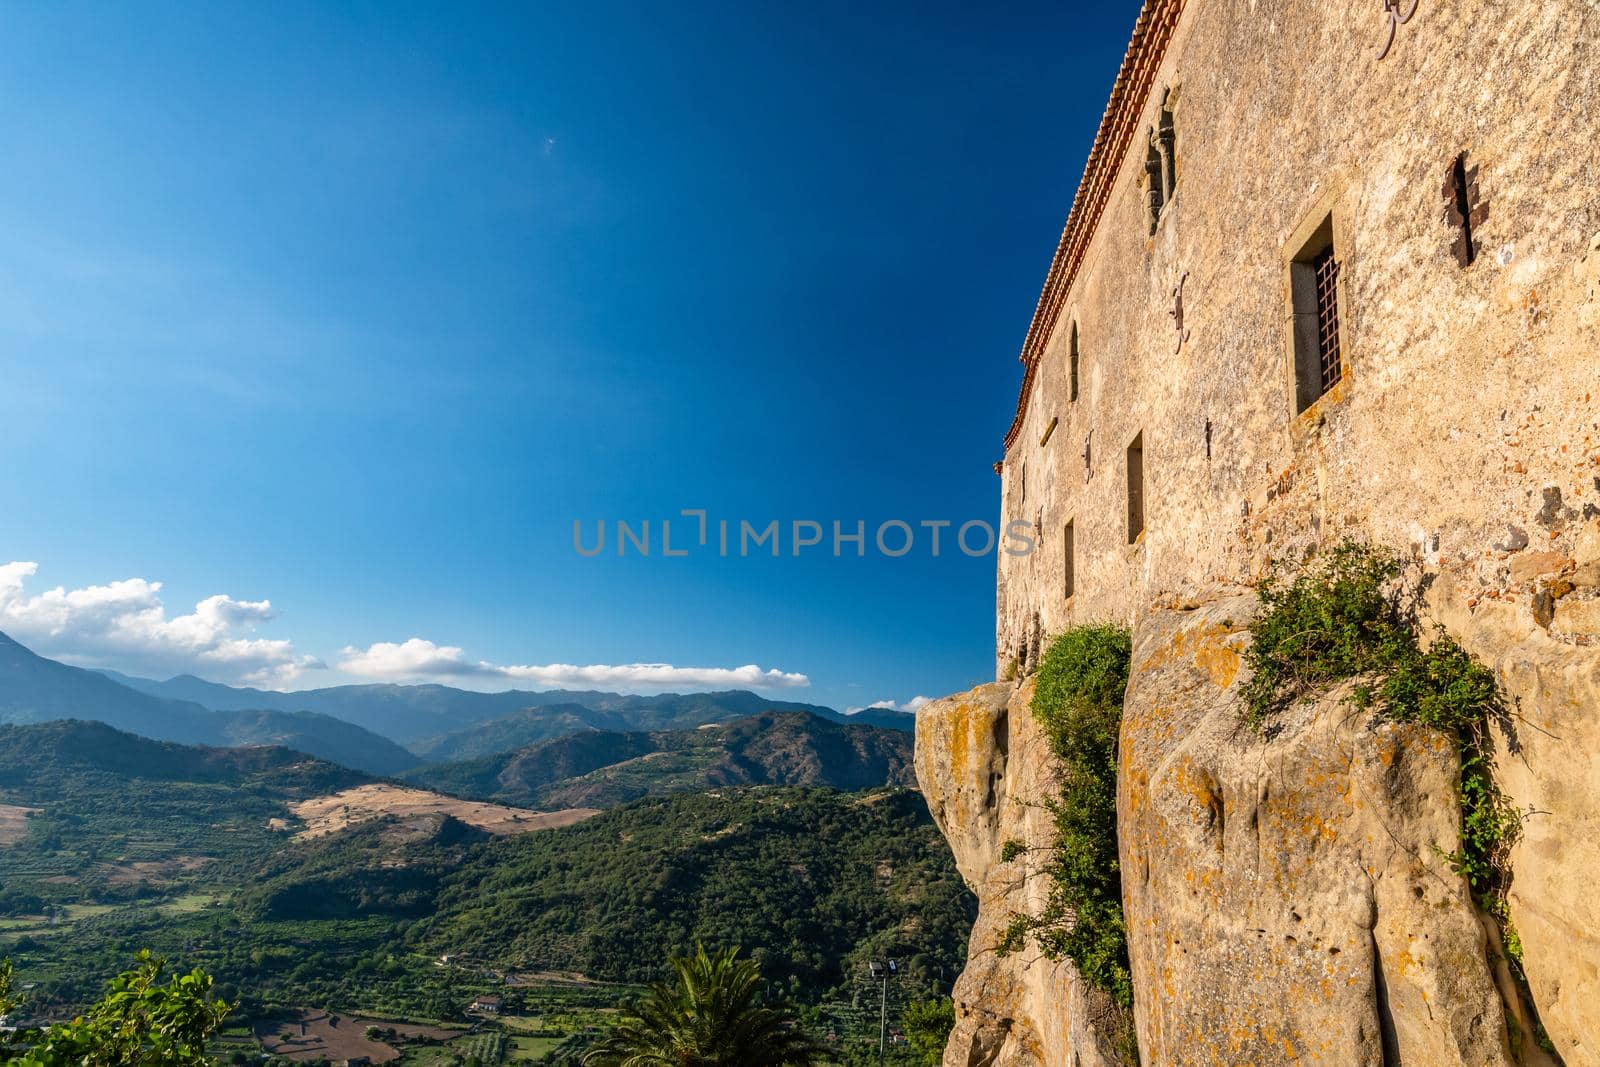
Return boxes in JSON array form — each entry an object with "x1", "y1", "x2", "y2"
[
  {"x1": 1244, "y1": 541, "x2": 1552, "y2": 1053},
  {"x1": 999, "y1": 625, "x2": 1134, "y2": 1018}
]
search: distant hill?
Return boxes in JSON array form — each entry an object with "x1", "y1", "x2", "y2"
[
  {"x1": 0, "y1": 719, "x2": 369, "y2": 796},
  {"x1": 101, "y1": 667, "x2": 888, "y2": 747},
  {"x1": 407, "y1": 691, "x2": 903, "y2": 762},
  {"x1": 0, "y1": 719, "x2": 373, "y2": 912},
  {"x1": 403, "y1": 710, "x2": 916, "y2": 808},
  {"x1": 408, "y1": 703, "x2": 616, "y2": 761},
  {"x1": 412, "y1": 787, "x2": 974, "y2": 991},
  {"x1": 0, "y1": 632, "x2": 419, "y2": 775}
]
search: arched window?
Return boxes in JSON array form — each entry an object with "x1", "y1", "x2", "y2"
[
  {"x1": 1144, "y1": 88, "x2": 1178, "y2": 234},
  {"x1": 1145, "y1": 140, "x2": 1165, "y2": 234}
]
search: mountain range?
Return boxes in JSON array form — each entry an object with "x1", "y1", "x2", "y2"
[
  {"x1": 0, "y1": 633, "x2": 419, "y2": 776},
  {"x1": 98, "y1": 668, "x2": 903, "y2": 746},
  {"x1": 0, "y1": 629, "x2": 916, "y2": 781},
  {"x1": 403, "y1": 709, "x2": 916, "y2": 808}
]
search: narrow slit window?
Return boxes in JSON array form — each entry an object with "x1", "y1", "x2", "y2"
[
  {"x1": 1145, "y1": 143, "x2": 1165, "y2": 235},
  {"x1": 1069, "y1": 323, "x2": 1081, "y2": 402},
  {"x1": 1064, "y1": 520, "x2": 1076, "y2": 600},
  {"x1": 1126, "y1": 433, "x2": 1144, "y2": 544},
  {"x1": 1444, "y1": 153, "x2": 1487, "y2": 268},
  {"x1": 1157, "y1": 93, "x2": 1177, "y2": 200},
  {"x1": 1289, "y1": 215, "x2": 1344, "y2": 413}
]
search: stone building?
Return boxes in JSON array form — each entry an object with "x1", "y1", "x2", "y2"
[{"x1": 916, "y1": 0, "x2": 1600, "y2": 1064}]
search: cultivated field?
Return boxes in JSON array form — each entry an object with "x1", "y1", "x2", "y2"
[
  {"x1": 289, "y1": 784, "x2": 599, "y2": 838},
  {"x1": 253, "y1": 1009, "x2": 459, "y2": 1062}
]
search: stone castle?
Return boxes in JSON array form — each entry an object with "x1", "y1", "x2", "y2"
[{"x1": 915, "y1": 0, "x2": 1600, "y2": 1064}]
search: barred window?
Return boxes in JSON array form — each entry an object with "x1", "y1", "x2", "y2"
[
  {"x1": 1290, "y1": 215, "x2": 1344, "y2": 413},
  {"x1": 1311, "y1": 245, "x2": 1342, "y2": 395}
]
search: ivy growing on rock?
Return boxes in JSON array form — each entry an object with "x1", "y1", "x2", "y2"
[
  {"x1": 998, "y1": 624, "x2": 1133, "y2": 1016},
  {"x1": 1244, "y1": 541, "x2": 1549, "y2": 1049}
]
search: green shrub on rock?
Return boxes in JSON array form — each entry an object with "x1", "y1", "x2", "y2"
[
  {"x1": 1244, "y1": 541, "x2": 1531, "y2": 1005},
  {"x1": 1000, "y1": 625, "x2": 1133, "y2": 1011}
]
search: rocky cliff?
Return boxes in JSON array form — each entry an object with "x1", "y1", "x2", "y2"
[
  {"x1": 917, "y1": 681, "x2": 1125, "y2": 1066},
  {"x1": 917, "y1": 571, "x2": 1598, "y2": 1065}
]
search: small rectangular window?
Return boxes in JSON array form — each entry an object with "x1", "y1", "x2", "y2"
[
  {"x1": 1126, "y1": 433, "x2": 1144, "y2": 544},
  {"x1": 1064, "y1": 520, "x2": 1076, "y2": 600},
  {"x1": 1290, "y1": 215, "x2": 1343, "y2": 413},
  {"x1": 1069, "y1": 323, "x2": 1081, "y2": 402}
]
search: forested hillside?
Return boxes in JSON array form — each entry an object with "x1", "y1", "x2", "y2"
[
  {"x1": 0, "y1": 720, "x2": 968, "y2": 1033},
  {"x1": 0, "y1": 721, "x2": 369, "y2": 915},
  {"x1": 414, "y1": 788, "x2": 971, "y2": 992},
  {"x1": 404, "y1": 711, "x2": 916, "y2": 807}
]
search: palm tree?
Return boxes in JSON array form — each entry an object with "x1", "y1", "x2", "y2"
[{"x1": 582, "y1": 945, "x2": 822, "y2": 1067}]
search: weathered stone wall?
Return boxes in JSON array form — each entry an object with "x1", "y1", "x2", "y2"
[
  {"x1": 920, "y1": 0, "x2": 1600, "y2": 1063},
  {"x1": 998, "y1": 0, "x2": 1600, "y2": 657}
]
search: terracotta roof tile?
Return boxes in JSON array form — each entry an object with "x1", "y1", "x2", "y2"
[{"x1": 999, "y1": 0, "x2": 1185, "y2": 468}]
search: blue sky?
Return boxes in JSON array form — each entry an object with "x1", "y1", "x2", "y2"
[{"x1": 0, "y1": 1, "x2": 1139, "y2": 712}]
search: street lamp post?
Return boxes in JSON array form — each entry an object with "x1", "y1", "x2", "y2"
[{"x1": 868, "y1": 959, "x2": 897, "y2": 1066}]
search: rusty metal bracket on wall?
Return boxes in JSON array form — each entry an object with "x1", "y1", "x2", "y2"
[
  {"x1": 1376, "y1": 0, "x2": 1420, "y2": 60},
  {"x1": 1170, "y1": 271, "x2": 1192, "y2": 353}
]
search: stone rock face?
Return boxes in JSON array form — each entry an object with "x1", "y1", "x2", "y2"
[
  {"x1": 919, "y1": 580, "x2": 1597, "y2": 1065},
  {"x1": 1120, "y1": 593, "x2": 1514, "y2": 1066},
  {"x1": 1429, "y1": 575, "x2": 1600, "y2": 1064},
  {"x1": 915, "y1": 683, "x2": 1129, "y2": 1067}
]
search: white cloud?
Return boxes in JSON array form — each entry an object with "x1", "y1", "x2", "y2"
[
  {"x1": 0, "y1": 561, "x2": 813, "y2": 696},
  {"x1": 338, "y1": 636, "x2": 810, "y2": 692},
  {"x1": 0, "y1": 561, "x2": 322, "y2": 686},
  {"x1": 337, "y1": 637, "x2": 483, "y2": 679},
  {"x1": 846, "y1": 695, "x2": 932, "y2": 715}
]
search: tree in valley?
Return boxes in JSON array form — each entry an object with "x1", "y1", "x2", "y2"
[
  {"x1": 582, "y1": 945, "x2": 821, "y2": 1067},
  {"x1": 901, "y1": 998, "x2": 955, "y2": 1065}
]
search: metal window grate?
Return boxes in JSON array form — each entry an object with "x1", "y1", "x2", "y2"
[{"x1": 1313, "y1": 246, "x2": 1342, "y2": 394}]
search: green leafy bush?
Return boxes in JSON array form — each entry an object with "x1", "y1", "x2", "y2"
[
  {"x1": 1, "y1": 950, "x2": 231, "y2": 1066},
  {"x1": 901, "y1": 997, "x2": 955, "y2": 1066},
  {"x1": 1244, "y1": 542, "x2": 1526, "y2": 984},
  {"x1": 999, "y1": 625, "x2": 1133, "y2": 1012},
  {"x1": 1243, "y1": 542, "x2": 1413, "y2": 728}
]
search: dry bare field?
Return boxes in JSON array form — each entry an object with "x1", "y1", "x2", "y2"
[
  {"x1": 288, "y1": 784, "x2": 599, "y2": 839},
  {"x1": 0, "y1": 804, "x2": 39, "y2": 846},
  {"x1": 99, "y1": 855, "x2": 214, "y2": 885}
]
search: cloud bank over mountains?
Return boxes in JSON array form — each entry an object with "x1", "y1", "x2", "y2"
[
  {"x1": 337, "y1": 636, "x2": 810, "y2": 690},
  {"x1": 0, "y1": 561, "x2": 321, "y2": 687},
  {"x1": 847, "y1": 696, "x2": 932, "y2": 715},
  {"x1": 0, "y1": 561, "x2": 811, "y2": 694}
]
